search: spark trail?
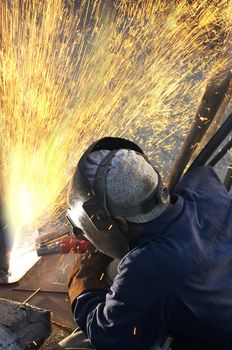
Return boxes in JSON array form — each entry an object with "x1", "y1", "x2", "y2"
[{"x1": 0, "y1": 0, "x2": 231, "y2": 270}]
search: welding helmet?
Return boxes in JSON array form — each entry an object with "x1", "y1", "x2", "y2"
[{"x1": 67, "y1": 137, "x2": 169, "y2": 259}]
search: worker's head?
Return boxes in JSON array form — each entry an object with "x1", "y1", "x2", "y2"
[{"x1": 67, "y1": 137, "x2": 169, "y2": 259}]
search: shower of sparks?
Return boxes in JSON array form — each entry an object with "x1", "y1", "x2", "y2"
[{"x1": 0, "y1": 0, "x2": 232, "y2": 269}]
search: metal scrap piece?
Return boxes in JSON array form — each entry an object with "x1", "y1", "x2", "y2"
[{"x1": 0, "y1": 298, "x2": 51, "y2": 350}]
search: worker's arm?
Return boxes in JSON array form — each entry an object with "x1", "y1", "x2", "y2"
[
  {"x1": 69, "y1": 249, "x2": 169, "y2": 350},
  {"x1": 68, "y1": 251, "x2": 112, "y2": 308}
]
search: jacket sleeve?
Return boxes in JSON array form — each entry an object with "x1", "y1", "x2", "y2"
[{"x1": 72, "y1": 250, "x2": 169, "y2": 350}]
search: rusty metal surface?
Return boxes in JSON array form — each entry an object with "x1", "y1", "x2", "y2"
[
  {"x1": 0, "y1": 254, "x2": 77, "y2": 329},
  {"x1": 15, "y1": 254, "x2": 76, "y2": 292}
]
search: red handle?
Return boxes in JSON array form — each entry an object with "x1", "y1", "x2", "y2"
[{"x1": 60, "y1": 236, "x2": 90, "y2": 254}]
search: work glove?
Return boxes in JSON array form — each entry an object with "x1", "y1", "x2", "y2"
[{"x1": 68, "y1": 249, "x2": 113, "y2": 306}]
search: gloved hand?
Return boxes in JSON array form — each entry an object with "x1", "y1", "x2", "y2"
[{"x1": 68, "y1": 250, "x2": 113, "y2": 306}]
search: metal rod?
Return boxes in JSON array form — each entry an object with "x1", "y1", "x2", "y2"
[
  {"x1": 224, "y1": 162, "x2": 232, "y2": 191},
  {"x1": 13, "y1": 287, "x2": 67, "y2": 294},
  {"x1": 189, "y1": 71, "x2": 232, "y2": 165},
  {"x1": 22, "y1": 288, "x2": 41, "y2": 304},
  {"x1": 188, "y1": 112, "x2": 232, "y2": 171},
  {"x1": 168, "y1": 70, "x2": 232, "y2": 193},
  {"x1": 209, "y1": 138, "x2": 232, "y2": 166}
]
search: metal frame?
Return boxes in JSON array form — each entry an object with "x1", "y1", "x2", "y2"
[
  {"x1": 168, "y1": 70, "x2": 232, "y2": 193},
  {"x1": 187, "y1": 112, "x2": 232, "y2": 171}
]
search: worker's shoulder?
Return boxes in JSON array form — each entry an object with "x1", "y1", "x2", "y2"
[
  {"x1": 118, "y1": 242, "x2": 168, "y2": 284},
  {"x1": 118, "y1": 243, "x2": 147, "y2": 268},
  {"x1": 178, "y1": 165, "x2": 219, "y2": 186},
  {"x1": 176, "y1": 165, "x2": 226, "y2": 195}
]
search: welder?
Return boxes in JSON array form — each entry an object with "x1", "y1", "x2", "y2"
[{"x1": 54, "y1": 137, "x2": 232, "y2": 350}]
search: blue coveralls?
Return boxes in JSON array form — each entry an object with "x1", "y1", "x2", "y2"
[{"x1": 72, "y1": 166, "x2": 232, "y2": 350}]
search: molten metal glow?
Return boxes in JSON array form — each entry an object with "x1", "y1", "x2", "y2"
[{"x1": 0, "y1": 1, "x2": 231, "y2": 272}]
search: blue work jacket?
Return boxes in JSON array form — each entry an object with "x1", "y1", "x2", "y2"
[{"x1": 72, "y1": 166, "x2": 232, "y2": 350}]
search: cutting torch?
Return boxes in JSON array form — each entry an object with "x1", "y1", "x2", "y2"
[{"x1": 36, "y1": 233, "x2": 91, "y2": 256}]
